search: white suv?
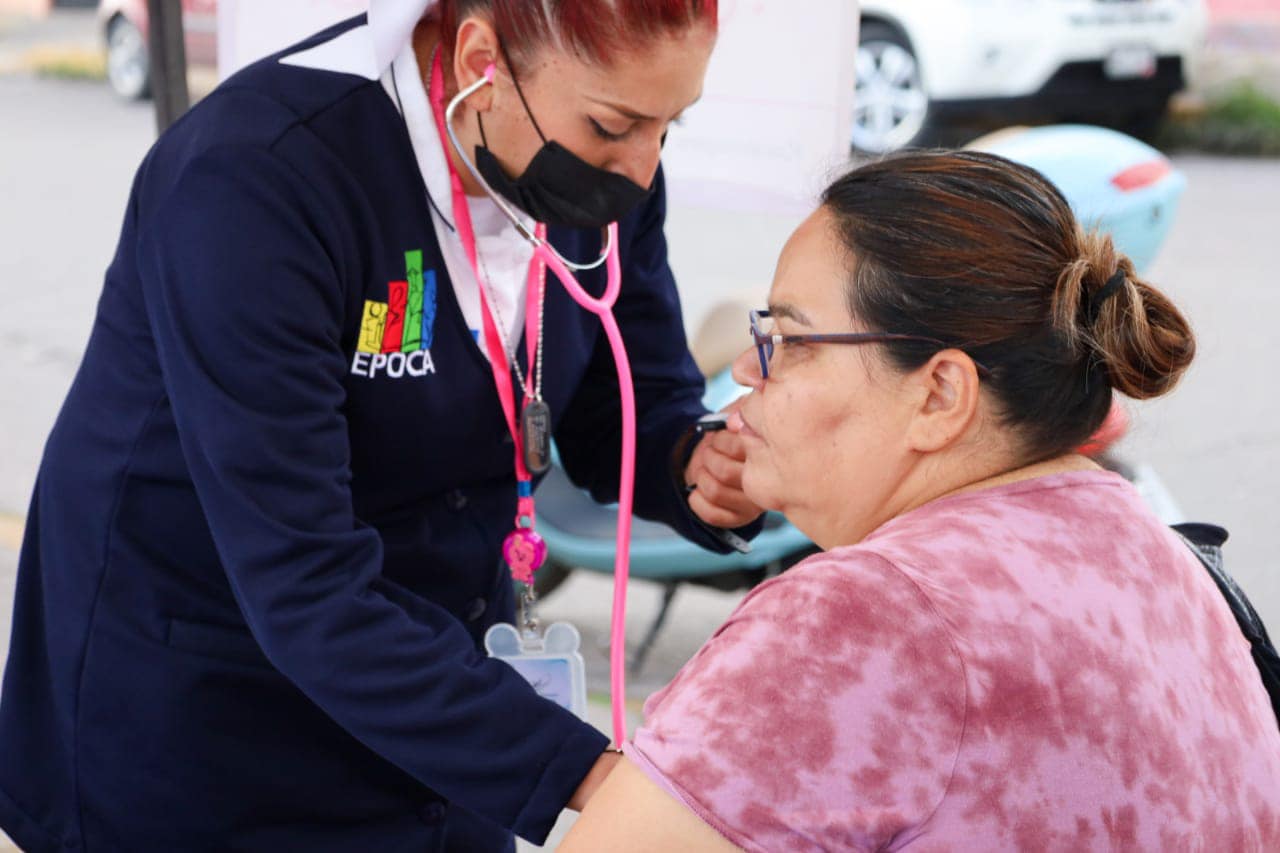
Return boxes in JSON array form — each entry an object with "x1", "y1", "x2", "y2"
[{"x1": 854, "y1": 0, "x2": 1209, "y2": 153}]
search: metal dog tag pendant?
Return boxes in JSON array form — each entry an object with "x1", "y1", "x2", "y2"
[{"x1": 521, "y1": 399, "x2": 552, "y2": 475}]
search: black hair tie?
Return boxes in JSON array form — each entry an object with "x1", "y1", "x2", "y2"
[{"x1": 1085, "y1": 269, "x2": 1127, "y2": 325}]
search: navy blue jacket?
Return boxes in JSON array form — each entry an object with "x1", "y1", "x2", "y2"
[{"x1": 0, "y1": 17, "x2": 753, "y2": 852}]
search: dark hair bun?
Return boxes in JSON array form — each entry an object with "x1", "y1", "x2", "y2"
[{"x1": 1057, "y1": 229, "x2": 1196, "y2": 400}]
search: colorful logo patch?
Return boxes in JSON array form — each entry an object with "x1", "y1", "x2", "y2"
[{"x1": 350, "y1": 249, "x2": 438, "y2": 379}]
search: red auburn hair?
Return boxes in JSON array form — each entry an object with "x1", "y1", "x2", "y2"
[{"x1": 439, "y1": 0, "x2": 718, "y2": 69}]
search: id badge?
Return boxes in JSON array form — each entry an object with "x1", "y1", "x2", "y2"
[{"x1": 484, "y1": 621, "x2": 588, "y2": 720}]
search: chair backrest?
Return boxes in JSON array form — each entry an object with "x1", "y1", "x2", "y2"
[{"x1": 1175, "y1": 523, "x2": 1280, "y2": 730}]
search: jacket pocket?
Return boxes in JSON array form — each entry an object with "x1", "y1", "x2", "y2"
[{"x1": 166, "y1": 617, "x2": 272, "y2": 669}]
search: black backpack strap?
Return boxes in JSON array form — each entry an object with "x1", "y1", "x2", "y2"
[{"x1": 1173, "y1": 522, "x2": 1280, "y2": 728}]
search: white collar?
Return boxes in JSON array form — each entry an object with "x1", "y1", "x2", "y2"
[
  {"x1": 281, "y1": 0, "x2": 437, "y2": 81},
  {"x1": 387, "y1": 43, "x2": 456, "y2": 230}
]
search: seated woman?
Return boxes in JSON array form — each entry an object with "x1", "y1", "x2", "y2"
[{"x1": 563, "y1": 151, "x2": 1280, "y2": 851}]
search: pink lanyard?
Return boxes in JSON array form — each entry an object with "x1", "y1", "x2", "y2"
[
  {"x1": 429, "y1": 53, "x2": 639, "y2": 745},
  {"x1": 429, "y1": 54, "x2": 544, "y2": 534}
]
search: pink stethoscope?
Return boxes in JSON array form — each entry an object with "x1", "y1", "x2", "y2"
[{"x1": 429, "y1": 54, "x2": 637, "y2": 746}]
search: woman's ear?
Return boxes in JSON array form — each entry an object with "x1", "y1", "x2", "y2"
[
  {"x1": 904, "y1": 349, "x2": 982, "y2": 453},
  {"x1": 451, "y1": 17, "x2": 500, "y2": 113}
]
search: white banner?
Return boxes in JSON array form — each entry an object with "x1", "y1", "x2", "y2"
[
  {"x1": 662, "y1": 0, "x2": 858, "y2": 216},
  {"x1": 660, "y1": 0, "x2": 858, "y2": 333},
  {"x1": 217, "y1": 0, "x2": 369, "y2": 78}
]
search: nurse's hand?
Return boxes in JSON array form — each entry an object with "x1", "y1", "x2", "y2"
[{"x1": 683, "y1": 404, "x2": 764, "y2": 530}]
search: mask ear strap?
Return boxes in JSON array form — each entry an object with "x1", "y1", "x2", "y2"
[
  {"x1": 474, "y1": 60, "x2": 497, "y2": 149},
  {"x1": 496, "y1": 33, "x2": 549, "y2": 144}
]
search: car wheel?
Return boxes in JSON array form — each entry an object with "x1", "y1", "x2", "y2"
[
  {"x1": 106, "y1": 15, "x2": 151, "y2": 100},
  {"x1": 851, "y1": 22, "x2": 930, "y2": 154}
]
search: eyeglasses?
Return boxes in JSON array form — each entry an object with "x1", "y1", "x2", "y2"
[{"x1": 749, "y1": 309, "x2": 992, "y2": 380}]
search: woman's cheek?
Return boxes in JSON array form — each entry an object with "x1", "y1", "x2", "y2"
[{"x1": 754, "y1": 404, "x2": 801, "y2": 512}]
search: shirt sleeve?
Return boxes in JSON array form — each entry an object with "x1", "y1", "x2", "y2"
[
  {"x1": 135, "y1": 143, "x2": 606, "y2": 845},
  {"x1": 628, "y1": 551, "x2": 967, "y2": 852},
  {"x1": 553, "y1": 165, "x2": 764, "y2": 552}
]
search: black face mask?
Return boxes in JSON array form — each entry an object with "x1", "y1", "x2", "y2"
[{"x1": 474, "y1": 59, "x2": 653, "y2": 230}]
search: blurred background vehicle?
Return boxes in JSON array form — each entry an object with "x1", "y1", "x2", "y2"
[
  {"x1": 854, "y1": 0, "x2": 1210, "y2": 153},
  {"x1": 97, "y1": 0, "x2": 215, "y2": 99}
]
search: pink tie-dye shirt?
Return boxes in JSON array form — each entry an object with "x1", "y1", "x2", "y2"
[{"x1": 629, "y1": 470, "x2": 1280, "y2": 851}]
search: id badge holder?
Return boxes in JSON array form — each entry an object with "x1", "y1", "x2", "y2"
[{"x1": 485, "y1": 621, "x2": 589, "y2": 720}]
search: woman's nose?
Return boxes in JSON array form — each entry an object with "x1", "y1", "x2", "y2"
[
  {"x1": 731, "y1": 346, "x2": 764, "y2": 390},
  {"x1": 615, "y1": 131, "x2": 664, "y2": 188}
]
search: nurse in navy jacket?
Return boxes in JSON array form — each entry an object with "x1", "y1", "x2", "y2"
[{"x1": 0, "y1": 1, "x2": 763, "y2": 850}]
